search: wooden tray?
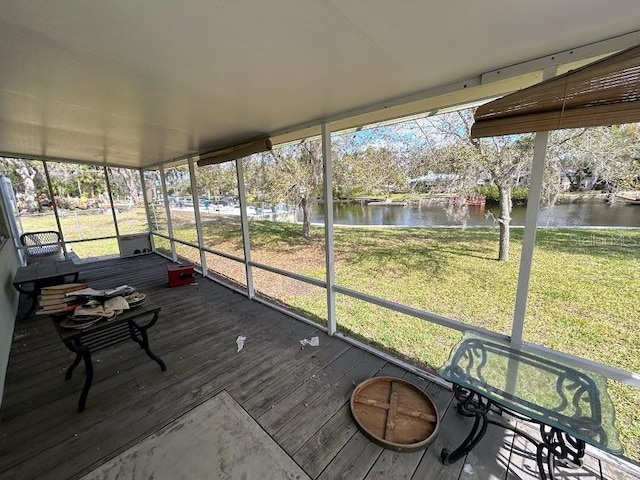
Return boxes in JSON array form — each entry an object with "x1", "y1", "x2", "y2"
[{"x1": 350, "y1": 376, "x2": 440, "y2": 451}]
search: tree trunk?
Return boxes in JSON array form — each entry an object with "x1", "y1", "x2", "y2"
[
  {"x1": 497, "y1": 185, "x2": 512, "y2": 262},
  {"x1": 145, "y1": 171, "x2": 158, "y2": 202},
  {"x1": 301, "y1": 196, "x2": 311, "y2": 239},
  {"x1": 14, "y1": 160, "x2": 38, "y2": 212}
]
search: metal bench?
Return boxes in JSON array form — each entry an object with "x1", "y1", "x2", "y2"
[
  {"x1": 53, "y1": 303, "x2": 166, "y2": 412},
  {"x1": 20, "y1": 230, "x2": 65, "y2": 264}
]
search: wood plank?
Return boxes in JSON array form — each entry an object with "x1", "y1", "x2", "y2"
[
  {"x1": 384, "y1": 380, "x2": 400, "y2": 440},
  {"x1": 256, "y1": 347, "x2": 370, "y2": 433},
  {"x1": 1, "y1": 301, "x2": 263, "y2": 420},
  {"x1": 504, "y1": 420, "x2": 539, "y2": 480},
  {"x1": 1, "y1": 259, "x2": 316, "y2": 477},
  {"x1": 3, "y1": 255, "x2": 628, "y2": 480},
  {"x1": 505, "y1": 419, "x2": 603, "y2": 480},
  {"x1": 459, "y1": 415, "x2": 515, "y2": 480},
  {"x1": 272, "y1": 353, "x2": 387, "y2": 454},
  {"x1": 410, "y1": 397, "x2": 472, "y2": 480},
  {"x1": 364, "y1": 374, "x2": 452, "y2": 480},
  {"x1": 0, "y1": 312, "x2": 305, "y2": 466},
  {"x1": 294, "y1": 362, "x2": 407, "y2": 478},
  {"x1": 364, "y1": 448, "x2": 424, "y2": 480},
  {"x1": 0, "y1": 313, "x2": 315, "y2": 472},
  {"x1": 2, "y1": 321, "x2": 317, "y2": 479},
  {"x1": 317, "y1": 431, "x2": 383, "y2": 480},
  {"x1": 600, "y1": 459, "x2": 639, "y2": 479},
  {"x1": 242, "y1": 339, "x2": 351, "y2": 416},
  {"x1": 295, "y1": 403, "x2": 358, "y2": 477}
]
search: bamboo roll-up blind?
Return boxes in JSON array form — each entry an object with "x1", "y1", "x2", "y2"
[{"x1": 471, "y1": 44, "x2": 640, "y2": 138}]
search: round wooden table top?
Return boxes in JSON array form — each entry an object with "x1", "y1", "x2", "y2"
[{"x1": 350, "y1": 376, "x2": 440, "y2": 451}]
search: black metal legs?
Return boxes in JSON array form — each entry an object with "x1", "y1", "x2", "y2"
[
  {"x1": 25, "y1": 293, "x2": 40, "y2": 320},
  {"x1": 14, "y1": 283, "x2": 39, "y2": 320},
  {"x1": 16, "y1": 272, "x2": 79, "y2": 320},
  {"x1": 441, "y1": 384, "x2": 587, "y2": 480},
  {"x1": 441, "y1": 409, "x2": 489, "y2": 464},
  {"x1": 65, "y1": 352, "x2": 82, "y2": 380},
  {"x1": 62, "y1": 319, "x2": 166, "y2": 412},
  {"x1": 536, "y1": 426, "x2": 586, "y2": 480},
  {"x1": 138, "y1": 326, "x2": 166, "y2": 371},
  {"x1": 78, "y1": 352, "x2": 93, "y2": 412},
  {"x1": 441, "y1": 384, "x2": 492, "y2": 465},
  {"x1": 63, "y1": 342, "x2": 93, "y2": 412}
]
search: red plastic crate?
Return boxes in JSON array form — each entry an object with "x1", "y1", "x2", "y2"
[{"x1": 167, "y1": 264, "x2": 195, "y2": 287}]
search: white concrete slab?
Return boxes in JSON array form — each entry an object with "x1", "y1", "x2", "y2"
[{"x1": 81, "y1": 390, "x2": 310, "y2": 480}]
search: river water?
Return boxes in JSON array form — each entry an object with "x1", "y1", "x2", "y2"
[{"x1": 310, "y1": 202, "x2": 640, "y2": 227}]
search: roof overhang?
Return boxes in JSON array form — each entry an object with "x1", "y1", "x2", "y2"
[{"x1": 1, "y1": 1, "x2": 639, "y2": 168}]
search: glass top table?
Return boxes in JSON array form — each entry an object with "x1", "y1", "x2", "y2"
[{"x1": 438, "y1": 331, "x2": 622, "y2": 479}]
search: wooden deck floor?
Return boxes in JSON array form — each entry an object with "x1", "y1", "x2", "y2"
[{"x1": 0, "y1": 255, "x2": 631, "y2": 479}]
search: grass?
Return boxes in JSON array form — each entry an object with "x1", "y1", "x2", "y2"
[
  {"x1": 20, "y1": 208, "x2": 149, "y2": 258},
  {"x1": 194, "y1": 219, "x2": 640, "y2": 460},
  {"x1": 19, "y1": 210, "x2": 640, "y2": 460}
]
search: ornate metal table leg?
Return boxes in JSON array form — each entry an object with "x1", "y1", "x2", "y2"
[
  {"x1": 78, "y1": 351, "x2": 94, "y2": 412},
  {"x1": 65, "y1": 352, "x2": 82, "y2": 380},
  {"x1": 536, "y1": 425, "x2": 586, "y2": 480},
  {"x1": 137, "y1": 325, "x2": 166, "y2": 371},
  {"x1": 441, "y1": 385, "x2": 491, "y2": 465},
  {"x1": 128, "y1": 322, "x2": 144, "y2": 348},
  {"x1": 15, "y1": 282, "x2": 40, "y2": 320}
]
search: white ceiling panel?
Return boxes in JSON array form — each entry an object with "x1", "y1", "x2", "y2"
[{"x1": 0, "y1": 0, "x2": 638, "y2": 167}]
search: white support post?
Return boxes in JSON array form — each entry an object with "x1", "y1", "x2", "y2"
[
  {"x1": 159, "y1": 165, "x2": 177, "y2": 262},
  {"x1": 236, "y1": 158, "x2": 254, "y2": 299},
  {"x1": 511, "y1": 131, "x2": 549, "y2": 347},
  {"x1": 511, "y1": 67, "x2": 556, "y2": 348},
  {"x1": 188, "y1": 156, "x2": 208, "y2": 272},
  {"x1": 103, "y1": 166, "x2": 120, "y2": 238},
  {"x1": 322, "y1": 123, "x2": 337, "y2": 335},
  {"x1": 139, "y1": 169, "x2": 156, "y2": 251},
  {"x1": 43, "y1": 160, "x2": 67, "y2": 256}
]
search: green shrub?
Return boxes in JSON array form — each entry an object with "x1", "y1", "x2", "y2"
[
  {"x1": 512, "y1": 186, "x2": 529, "y2": 204},
  {"x1": 476, "y1": 184, "x2": 499, "y2": 202},
  {"x1": 476, "y1": 184, "x2": 529, "y2": 204}
]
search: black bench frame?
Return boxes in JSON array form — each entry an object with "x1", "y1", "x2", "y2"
[{"x1": 53, "y1": 305, "x2": 166, "y2": 411}]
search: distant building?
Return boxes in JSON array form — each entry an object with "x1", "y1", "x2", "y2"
[
  {"x1": 407, "y1": 172, "x2": 461, "y2": 192},
  {"x1": 408, "y1": 171, "x2": 492, "y2": 192}
]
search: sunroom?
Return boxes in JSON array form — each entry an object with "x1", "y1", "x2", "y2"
[{"x1": 0, "y1": 2, "x2": 639, "y2": 479}]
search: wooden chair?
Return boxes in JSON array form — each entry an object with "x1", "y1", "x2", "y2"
[{"x1": 20, "y1": 230, "x2": 65, "y2": 264}]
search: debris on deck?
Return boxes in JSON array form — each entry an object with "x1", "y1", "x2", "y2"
[
  {"x1": 236, "y1": 335, "x2": 246, "y2": 352},
  {"x1": 299, "y1": 336, "x2": 319, "y2": 347}
]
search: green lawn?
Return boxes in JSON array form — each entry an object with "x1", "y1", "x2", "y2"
[
  {"x1": 18, "y1": 210, "x2": 640, "y2": 460},
  {"x1": 20, "y1": 208, "x2": 148, "y2": 258},
  {"x1": 195, "y1": 220, "x2": 640, "y2": 460}
]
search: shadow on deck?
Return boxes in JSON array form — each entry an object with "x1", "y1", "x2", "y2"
[{"x1": 0, "y1": 255, "x2": 628, "y2": 479}]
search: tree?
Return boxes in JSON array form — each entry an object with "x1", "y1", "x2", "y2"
[
  {"x1": 108, "y1": 168, "x2": 141, "y2": 204},
  {"x1": 334, "y1": 146, "x2": 407, "y2": 198},
  {"x1": 195, "y1": 162, "x2": 238, "y2": 201},
  {"x1": 548, "y1": 125, "x2": 640, "y2": 194},
  {"x1": 143, "y1": 170, "x2": 160, "y2": 202},
  {"x1": 260, "y1": 140, "x2": 324, "y2": 239},
  {"x1": 418, "y1": 109, "x2": 534, "y2": 261},
  {"x1": 163, "y1": 165, "x2": 192, "y2": 198},
  {"x1": 332, "y1": 125, "x2": 411, "y2": 199},
  {"x1": 0, "y1": 157, "x2": 44, "y2": 212}
]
